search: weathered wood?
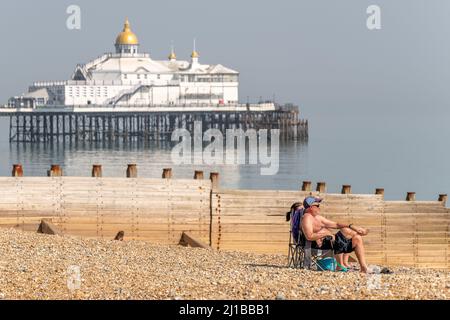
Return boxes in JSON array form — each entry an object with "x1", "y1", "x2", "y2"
[
  {"x1": 438, "y1": 194, "x2": 447, "y2": 205},
  {"x1": 301, "y1": 181, "x2": 312, "y2": 192},
  {"x1": 210, "y1": 188, "x2": 449, "y2": 268},
  {"x1": 342, "y1": 185, "x2": 351, "y2": 194},
  {"x1": 12, "y1": 164, "x2": 23, "y2": 177},
  {"x1": 210, "y1": 172, "x2": 219, "y2": 190},
  {"x1": 92, "y1": 165, "x2": 102, "y2": 177},
  {"x1": 114, "y1": 231, "x2": 124, "y2": 241},
  {"x1": 194, "y1": 170, "x2": 204, "y2": 180},
  {"x1": 47, "y1": 165, "x2": 62, "y2": 177},
  {"x1": 179, "y1": 232, "x2": 210, "y2": 249},
  {"x1": 406, "y1": 192, "x2": 416, "y2": 201},
  {"x1": 316, "y1": 182, "x2": 326, "y2": 193},
  {"x1": 7, "y1": 109, "x2": 308, "y2": 143},
  {"x1": 126, "y1": 164, "x2": 137, "y2": 178},
  {"x1": 0, "y1": 176, "x2": 447, "y2": 269},
  {"x1": 162, "y1": 168, "x2": 172, "y2": 179},
  {"x1": 37, "y1": 219, "x2": 62, "y2": 235}
]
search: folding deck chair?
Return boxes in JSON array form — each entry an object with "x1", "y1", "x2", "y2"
[{"x1": 287, "y1": 209, "x2": 334, "y2": 270}]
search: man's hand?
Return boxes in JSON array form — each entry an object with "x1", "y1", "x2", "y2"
[
  {"x1": 317, "y1": 234, "x2": 335, "y2": 247},
  {"x1": 316, "y1": 238, "x2": 323, "y2": 247},
  {"x1": 352, "y1": 225, "x2": 368, "y2": 236}
]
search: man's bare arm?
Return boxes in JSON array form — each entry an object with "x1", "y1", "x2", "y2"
[
  {"x1": 318, "y1": 216, "x2": 369, "y2": 235},
  {"x1": 302, "y1": 216, "x2": 334, "y2": 241},
  {"x1": 317, "y1": 216, "x2": 349, "y2": 229}
]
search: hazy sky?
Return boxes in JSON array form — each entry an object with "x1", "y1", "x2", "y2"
[
  {"x1": 0, "y1": 0, "x2": 449, "y2": 199},
  {"x1": 0, "y1": 0, "x2": 449, "y2": 116}
]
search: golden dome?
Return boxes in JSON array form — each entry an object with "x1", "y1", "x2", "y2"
[
  {"x1": 115, "y1": 18, "x2": 139, "y2": 45},
  {"x1": 168, "y1": 50, "x2": 176, "y2": 60},
  {"x1": 191, "y1": 50, "x2": 199, "y2": 58}
]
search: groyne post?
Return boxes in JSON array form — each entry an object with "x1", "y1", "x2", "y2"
[
  {"x1": 194, "y1": 170, "x2": 204, "y2": 180},
  {"x1": 406, "y1": 192, "x2": 416, "y2": 201},
  {"x1": 316, "y1": 182, "x2": 326, "y2": 193},
  {"x1": 210, "y1": 172, "x2": 219, "y2": 191},
  {"x1": 12, "y1": 164, "x2": 23, "y2": 177},
  {"x1": 47, "y1": 165, "x2": 62, "y2": 177},
  {"x1": 342, "y1": 185, "x2": 352, "y2": 194},
  {"x1": 92, "y1": 165, "x2": 102, "y2": 177},
  {"x1": 301, "y1": 181, "x2": 312, "y2": 192},
  {"x1": 375, "y1": 188, "x2": 385, "y2": 196},
  {"x1": 162, "y1": 168, "x2": 172, "y2": 179},
  {"x1": 126, "y1": 164, "x2": 137, "y2": 178}
]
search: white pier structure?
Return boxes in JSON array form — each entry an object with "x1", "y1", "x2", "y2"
[
  {"x1": 0, "y1": 19, "x2": 308, "y2": 143},
  {"x1": 7, "y1": 19, "x2": 240, "y2": 109}
]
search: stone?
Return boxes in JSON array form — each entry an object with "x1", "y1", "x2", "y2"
[
  {"x1": 275, "y1": 293, "x2": 285, "y2": 300},
  {"x1": 0, "y1": 229, "x2": 448, "y2": 300}
]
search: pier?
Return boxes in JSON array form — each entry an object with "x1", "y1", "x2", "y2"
[
  {"x1": 0, "y1": 104, "x2": 308, "y2": 143},
  {"x1": 1, "y1": 164, "x2": 449, "y2": 269}
]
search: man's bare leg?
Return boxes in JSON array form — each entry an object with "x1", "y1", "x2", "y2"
[
  {"x1": 335, "y1": 253, "x2": 345, "y2": 270},
  {"x1": 339, "y1": 227, "x2": 368, "y2": 273},
  {"x1": 343, "y1": 253, "x2": 350, "y2": 268},
  {"x1": 352, "y1": 235, "x2": 367, "y2": 273}
]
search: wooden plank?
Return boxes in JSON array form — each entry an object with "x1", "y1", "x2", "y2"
[
  {"x1": 37, "y1": 219, "x2": 63, "y2": 235},
  {"x1": 179, "y1": 232, "x2": 210, "y2": 248},
  {"x1": 0, "y1": 179, "x2": 448, "y2": 268}
]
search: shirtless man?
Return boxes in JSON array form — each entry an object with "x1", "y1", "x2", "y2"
[{"x1": 300, "y1": 197, "x2": 369, "y2": 273}]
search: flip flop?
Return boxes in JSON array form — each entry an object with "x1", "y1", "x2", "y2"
[{"x1": 335, "y1": 262, "x2": 348, "y2": 272}]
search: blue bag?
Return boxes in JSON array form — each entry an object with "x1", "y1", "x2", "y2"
[{"x1": 316, "y1": 257, "x2": 337, "y2": 271}]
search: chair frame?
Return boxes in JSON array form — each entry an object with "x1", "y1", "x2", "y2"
[{"x1": 287, "y1": 211, "x2": 334, "y2": 270}]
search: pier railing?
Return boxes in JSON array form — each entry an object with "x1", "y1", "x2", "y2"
[
  {"x1": 0, "y1": 102, "x2": 278, "y2": 111},
  {"x1": 0, "y1": 165, "x2": 448, "y2": 269}
]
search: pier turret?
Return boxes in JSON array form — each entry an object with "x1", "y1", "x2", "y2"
[
  {"x1": 191, "y1": 39, "x2": 199, "y2": 66},
  {"x1": 115, "y1": 18, "x2": 139, "y2": 55},
  {"x1": 168, "y1": 45, "x2": 177, "y2": 62}
]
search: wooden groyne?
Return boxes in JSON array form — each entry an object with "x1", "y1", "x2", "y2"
[
  {"x1": 1, "y1": 105, "x2": 308, "y2": 143},
  {"x1": 2, "y1": 165, "x2": 449, "y2": 269}
]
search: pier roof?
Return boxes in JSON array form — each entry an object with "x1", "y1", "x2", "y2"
[{"x1": 76, "y1": 54, "x2": 238, "y2": 80}]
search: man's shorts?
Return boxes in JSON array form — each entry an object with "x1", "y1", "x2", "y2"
[
  {"x1": 310, "y1": 231, "x2": 354, "y2": 254},
  {"x1": 333, "y1": 231, "x2": 354, "y2": 254}
]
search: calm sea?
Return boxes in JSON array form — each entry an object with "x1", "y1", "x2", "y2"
[{"x1": 0, "y1": 110, "x2": 448, "y2": 201}]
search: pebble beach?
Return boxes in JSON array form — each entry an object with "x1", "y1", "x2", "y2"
[{"x1": 0, "y1": 229, "x2": 448, "y2": 300}]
